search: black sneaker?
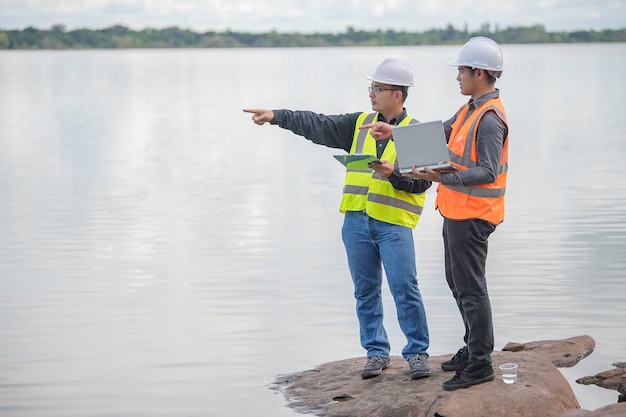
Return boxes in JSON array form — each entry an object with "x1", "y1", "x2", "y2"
[
  {"x1": 408, "y1": 354, "x2": 430, "y2": 379},
  {"x1": 360, "y1": 356, "x2": 391, "y2": 379},
  {"x1": 442, "y1": 362, "x2": 495, "y2": 391},
  {"x1": 441, "y1": 346, "x2": 469, "y2": 371}
]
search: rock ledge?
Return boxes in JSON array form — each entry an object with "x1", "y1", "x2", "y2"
[{"x1": 272, "y1": 335, "x2": 611, "y2": 417}]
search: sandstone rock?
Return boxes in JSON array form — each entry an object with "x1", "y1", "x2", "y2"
[
  {"x1": 273, "y1": 350, "x2": 579, "y2": 417},
  {"x1": 576, "y1": 361, "x2": 626, "y2": 401},
  {"x1": 502, "y1": 335, "x2": 595, "y2": 368},
  {"x1": 557, "y1": 403, "x2": 626, "y2": 417},
  {"x1": 576, "y1": 367, "x2": 626, "y2": 390}
]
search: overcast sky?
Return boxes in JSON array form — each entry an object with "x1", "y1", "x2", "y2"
[{"x1": 1, "y1": 0, "x2": 624, "y2": 33}]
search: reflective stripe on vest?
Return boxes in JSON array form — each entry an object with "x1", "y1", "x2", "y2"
[
  {"x1": 437, "y1": 98, "x2": 508, "y2": 225},
  {"x1": 339, "y1": 112, "x2": 426, "y2": 229}
]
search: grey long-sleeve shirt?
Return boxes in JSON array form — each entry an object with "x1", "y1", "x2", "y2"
[
  {"x1": 440, "y1": 90, "x2": 508, "y2": 187},
  {"x1": 270, "y1": 109, "x2": 431, "y2": 194}
]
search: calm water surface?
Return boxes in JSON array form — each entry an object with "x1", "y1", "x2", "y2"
[{"x1": 1, "y1": 44, "x2": 625, "y2": 416}]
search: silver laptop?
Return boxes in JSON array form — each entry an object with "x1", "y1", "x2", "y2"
[{"x1": 392, "y1": 120, "x2": 457, "y2": 174}]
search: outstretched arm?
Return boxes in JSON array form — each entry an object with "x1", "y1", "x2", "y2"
[{"x1": 244, "y1": 108, "x2": 360, "y2": 152}]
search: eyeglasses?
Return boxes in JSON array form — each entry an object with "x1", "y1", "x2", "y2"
[{"x1": 368, "y1": 86, "x2": 400, "y2": 94}]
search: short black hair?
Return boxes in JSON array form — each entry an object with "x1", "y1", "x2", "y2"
[
  {"x1": 468, "y1": 67, "x2": 497, "y2": 84},
  {"x1": 396, "y1": 86, "x2": 409, "y2": 103}
]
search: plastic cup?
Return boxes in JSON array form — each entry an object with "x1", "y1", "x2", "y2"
[{"x1": 499, "y1": 363, "x2": 518, "y2": 384}]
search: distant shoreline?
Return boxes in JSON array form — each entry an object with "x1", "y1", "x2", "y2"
[{"x1": 1, "y1": 24, "x2": 625, "y2": 49}]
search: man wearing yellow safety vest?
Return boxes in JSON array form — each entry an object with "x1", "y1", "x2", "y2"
[
  {"x1": 361, "y1": 37, "x2": 509, "y2": 390},
  {"x1": 243, "y1": 58, "x2": 432, "y2": 380}
]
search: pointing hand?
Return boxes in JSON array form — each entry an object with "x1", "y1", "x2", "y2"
[
  {"x1": 243, "y1": 108, "x2": 275, "y2": 125},
  {"x1": 359, "y1": 121, "x2": 393, "y2": 140}
]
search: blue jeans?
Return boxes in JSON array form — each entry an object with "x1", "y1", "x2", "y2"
[
  {"x1": 341, "y1": 211, "x2": 429, "y2": 360},
  {"x1": 443, "y1": 218, "x2": 496, "y2": 366}
]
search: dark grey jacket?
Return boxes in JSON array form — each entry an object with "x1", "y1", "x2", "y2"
[{"x1": 270, "y1": 109, "x2": 431, "y2": 194}]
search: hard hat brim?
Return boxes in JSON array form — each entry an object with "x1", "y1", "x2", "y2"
[
  {"x1": 365, "y1": 75, "x2": 414, "y2": 87},
  {"x1": 447, "y1": 60, "x2": 503, "y2": 71}
]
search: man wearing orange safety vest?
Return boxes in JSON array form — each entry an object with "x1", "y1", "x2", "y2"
[{"x1": 361, "y1": 37, "x2": 509, "y2": 391}]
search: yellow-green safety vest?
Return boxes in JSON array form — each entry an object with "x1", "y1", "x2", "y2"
[{"x1": 338, "y1": 112, "x2": 426, "y2": 229}]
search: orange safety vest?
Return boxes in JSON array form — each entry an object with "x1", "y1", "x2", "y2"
[{"x1": 436, "y1": 97, "x2": 509, "y2": 225}]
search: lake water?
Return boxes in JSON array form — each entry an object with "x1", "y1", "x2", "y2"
[{"x1": 1, "y1": 43, "x2": 625, "y2": 416}]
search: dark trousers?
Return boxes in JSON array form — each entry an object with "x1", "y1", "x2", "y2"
[{"x1": 443, "y1": 217, "x2": 496, "y2": 366}]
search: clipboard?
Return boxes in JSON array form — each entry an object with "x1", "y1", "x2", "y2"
[{"x1": 333, "y1": 154, "x2": 381, "y2": 170}]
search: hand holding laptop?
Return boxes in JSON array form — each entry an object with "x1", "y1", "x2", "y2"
[{"x1": 402, "y1": 166, "x2": 442, "y2": 182}]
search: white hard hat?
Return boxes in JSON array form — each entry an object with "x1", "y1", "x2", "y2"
[
  {"x1": 448, "y1": 36, "x2": 503, "y2": 76},
  {"x1": 366, "y1": 58, "x2": 414, "y2": 87}
]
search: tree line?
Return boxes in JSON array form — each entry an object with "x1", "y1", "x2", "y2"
[{"x1": 1, "y1": 23, "x2": 625, "y2": 49}]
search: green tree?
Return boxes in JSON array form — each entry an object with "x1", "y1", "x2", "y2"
[
  {"x1": 51, "y1": 24, "x2": 66, "y2": 33},
  {"x1": 1, "y1": 24, "x2": 624, "y2": 49},
  {"x1": 0, "y1": 32, "x2": 9, "y2": 49}
]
